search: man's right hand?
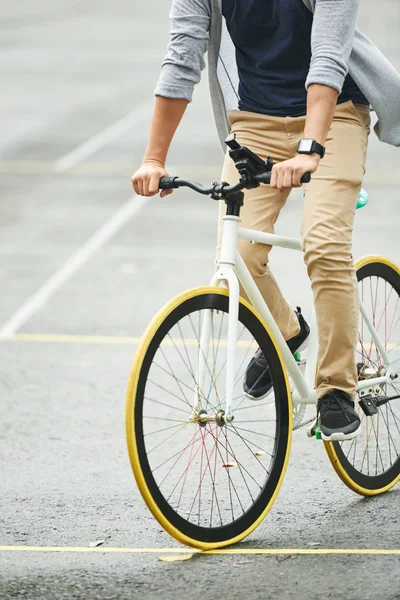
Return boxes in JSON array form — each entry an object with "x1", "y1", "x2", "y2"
[{"x1": 131, "y1": 160, "x2": 173, "y2": 198}]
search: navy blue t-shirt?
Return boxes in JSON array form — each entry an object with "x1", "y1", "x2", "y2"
[{"x1": 222, "y1": 0, "x2": 369, "y2": 117}]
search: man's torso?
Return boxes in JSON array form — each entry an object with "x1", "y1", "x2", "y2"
[{"x1": 222, "y1": 0, "x2": 369, "y2": 117}]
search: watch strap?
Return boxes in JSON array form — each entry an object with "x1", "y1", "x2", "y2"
[{"x1": 297, "y1": 138, "x2": 326, "y2": 159}]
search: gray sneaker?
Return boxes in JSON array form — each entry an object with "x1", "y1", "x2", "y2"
[{"x1": 317, "y1": 390, "x2": 361, "y2": 441}]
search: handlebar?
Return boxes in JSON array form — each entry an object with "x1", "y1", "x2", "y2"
[
  {"x1": 300, "y1": 172, "x2": 312, "y2": 184},
  {"x1": 159, "y1": 176, "x2": 251, "y2": 196},
  {"x1": 159, "y1": 170, "x2": 311, "y2": 195},
  {"x1": 159, "y1": 136, "x2": 311, "y2": 200}
]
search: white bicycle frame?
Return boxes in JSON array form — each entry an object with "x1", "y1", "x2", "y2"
[{"x1": 197, "y1": 213, "x2": 396, "y2": 423}]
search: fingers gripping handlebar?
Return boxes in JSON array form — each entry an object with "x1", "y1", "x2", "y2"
[{"x1": 254, "y1": 171, "x2": 311, "y2": 185}]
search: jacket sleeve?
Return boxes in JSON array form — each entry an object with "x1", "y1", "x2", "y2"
[
  {"x1": 154, "y1": 0, "x2": 211, "y2": 102},
  {"x1": 306, "y1": 0, "x2": 360, "y2": 93}
]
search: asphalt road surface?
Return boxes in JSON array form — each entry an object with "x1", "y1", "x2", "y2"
[{"x1": 1, "y1": 1, "x2": 400, "y2": 599}]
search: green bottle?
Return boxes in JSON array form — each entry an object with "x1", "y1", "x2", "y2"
[{"x1": 356, "y1": 188, "x2": 369, "y2": 210}]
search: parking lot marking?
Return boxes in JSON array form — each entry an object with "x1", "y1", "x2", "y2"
[
  {"x1": 7, "y1": 333, "x2": 139, "y2": 345},
  {"x1": 54, "y1": 101, "x2": 153, "y2": 172},
  {"x1": 7, "y1": 333, "x2": 397, "y2": 353},
  {"x1": 0, "y1": 160, "x2": 220, "y2": 179},
  {"x1": 8, "y1": 333, "x2": 259, "y2": 349},
  {"x1": 0, "y1": 546, "x2": 399, "y2": 556},
  {"x1": 0, "y1": 195, "x2": 150, "y2": 339},
  {"x1": 0, "y1": 160, "x2": 54, "y2": 174},
  {"x1": 1, "y1": 160, "x2": 400, "y2": 185},
  {"x1": 10, "y1": 334, "x2": 142, "y2": 345}
]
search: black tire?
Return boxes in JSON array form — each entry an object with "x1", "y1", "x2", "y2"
[
  {"x1": 325, "y1": 257, "x2": 400, "y2": 495},
  {"x1": 126, "y1": 287, "x2": 292, "y2": 549}
]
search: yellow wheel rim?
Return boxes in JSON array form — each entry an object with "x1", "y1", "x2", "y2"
[{"x1": 126, "y1": 286, "x2": 293, "y2": 549}]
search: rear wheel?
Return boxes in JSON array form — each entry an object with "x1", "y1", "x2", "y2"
[
  {"x1": 126, "y1": 287, "x2": 292, "y2": 549},
  {"x1": 325, "y1": 256, "x2": 400, "y2": 495}
]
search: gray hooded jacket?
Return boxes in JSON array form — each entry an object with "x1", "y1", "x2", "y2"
[{"x1": 155, "y1": 0, "x2": 400, "y2": 150}]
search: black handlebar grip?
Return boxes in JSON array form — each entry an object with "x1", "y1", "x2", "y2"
[
  {"x1": 301, "y1": 172, "x2": 311, "y2": 184},
  {"x1": 258, "y1": 171, "x2": 311, "y2": 185},
  {"x1": 159, "y1": 176, "x2": 178, "y2": 190}
]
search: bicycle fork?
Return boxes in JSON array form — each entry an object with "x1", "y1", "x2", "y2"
[{"x1": 192, "y1": 216, "x2": 241, "y2": 424}]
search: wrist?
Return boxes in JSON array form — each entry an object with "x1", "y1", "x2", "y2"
[
  {"x1": 142, "y1": 157, "x2": 165, "y2": 169},
  {"x1": 296, "y1": 152, "x2": 320, "y2": 165}
]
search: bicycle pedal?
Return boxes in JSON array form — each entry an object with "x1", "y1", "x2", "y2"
[
  {"x1": 306, "y1": 419, "x2": 322, "y2": 439},
  {"x1": 307, "y1": 421, "x2": 317, "y2": 437}
]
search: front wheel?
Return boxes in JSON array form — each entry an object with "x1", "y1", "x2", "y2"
[
  {"x1": 126, "y1": 287, "x2": 292, "y2": 549},
  {"x1": 325, "y1": 256, "x2": 400, "y2": 496}
]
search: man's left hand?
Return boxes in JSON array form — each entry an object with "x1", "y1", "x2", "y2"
[{"x1": 270, "y1": 154, "x2": 320, "y2": 192}]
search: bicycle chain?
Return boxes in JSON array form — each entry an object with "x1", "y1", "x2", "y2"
[{"x1": 293, "y1": 415, "x2": 316, "y2": 431}]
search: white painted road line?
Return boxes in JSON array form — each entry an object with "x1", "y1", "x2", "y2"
[
  {"x1": 54, "y1": 101, "x2": 153, "y2": 172},
  {"x1": 0, "y1": 194, "x2": 150, "y2": 339}
]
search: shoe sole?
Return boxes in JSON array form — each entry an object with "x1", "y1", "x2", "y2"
[
  {"x1": 321, "y1": 423, "x2": 362, "y2": 442},
  {"x1": 244, "y1": 338, "x2": 310, "y2": 402},
  {"x1": 245, "y1": 389, "x2": 273, "y2": 402}
]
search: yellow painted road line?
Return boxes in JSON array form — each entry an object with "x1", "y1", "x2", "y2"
[
  {"x1": 0, "y1": 160, "x2": 220, "y2": 180},
  {"x1": 10, "y1": 333, "x2": 142, "y2": 345},
  {"x1": 8, "y1": 333, "x2": 398, "y2": 354},
  {"x1": 0, "y1": 160, "x2": 399, "y2": 185},
  {"x1": 204, "y1": 548, "x2": 400, "y2": 555},
  {"x1": 9, "y1": 333, "x2": 257, "y2": 349},
  {"x1": 0, "y1": 160, "x2": 54, "y2": 174},
  {"x1": 0, "y1": 546, "x2": 192, "y2": 554},
  {"x1": 0, "y1": 546, "x2": 399, "y2": 555}
]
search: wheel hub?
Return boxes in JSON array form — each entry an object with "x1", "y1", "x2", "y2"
[{"x1": 193, "y1": 409, "x2": 234, "y2": 427}]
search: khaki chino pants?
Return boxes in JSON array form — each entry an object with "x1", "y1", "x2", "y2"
[{"x1": 217, "y1": 101, "x2": 371, "y2": 399}]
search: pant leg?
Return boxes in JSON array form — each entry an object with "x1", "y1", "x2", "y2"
[
  {"x1": 216, "y1": 110, "x2": 300, "y2": 341},
  {"x1": 300, "y1": 101, "x2": 371, "y2": 399}
]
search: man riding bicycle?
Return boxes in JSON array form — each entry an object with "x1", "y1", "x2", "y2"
[{"x1": 132, "y1": 0, "x2": 400, "y2": 441}]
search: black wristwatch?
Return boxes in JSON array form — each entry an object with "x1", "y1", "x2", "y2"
[{"x1": 297, "y1": 138, "x2": 326, "y2": 159}]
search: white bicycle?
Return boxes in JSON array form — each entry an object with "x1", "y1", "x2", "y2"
[{"x1": 126, "y1": 135, "x2": 400, "y2": 550}]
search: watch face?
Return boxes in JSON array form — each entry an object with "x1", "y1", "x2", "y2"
[{"x1": 298, "y1": 139, "x2": 313, "y2": 153}]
